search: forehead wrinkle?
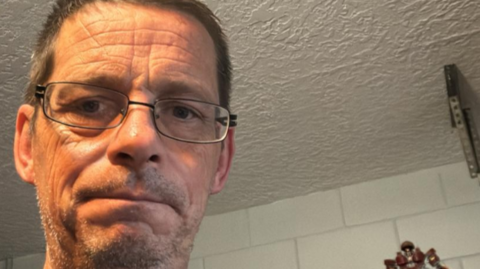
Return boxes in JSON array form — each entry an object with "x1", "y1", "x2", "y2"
[
  {"x1": 71, "y1": 16, "x2": 125, "y2": 35},
  {"x1": 77, "y1": 45, "x2": 195, "y2": 67},
  {"x1": 69, "y1": 38, "x2": 208, "y2": 71},
  {"x1": 83, "y1": 29, "x2": 202, "y2": 62},
  {"x1": 54, "y1": 44, "x2": 131, "y2": 75},
  {"x1": 66, "y1": 59, "x2": 130, "y2": 74},
  {"x1": 74, "y1": 4, "x2": 213, "y2": 62},
  {"x1": 56, "y1": 18, "x2": 122, "y2": 71},
  {"x1": 149, "y1": 56, "x2": 196, "y2": 67},
  {"x1": 75, "y1": 4, "x2": 193, "y2": 45},
  {"x1": 62, "y1": 26, "x2": 206, "y2": 67},
  {"x1": 130, "y1": 12, "x2": 138, "y2": 85},
  {"x1": 89, "y1": 29, "x2": 192, "y2": 47},
  {"x1": 150, "y1": 59, "x2": 202, "y2": 78},
  {"x1": 57, "y1": 3, "x2": 217, "y2": 94},
  {"x1": 77, "y1": 17, "x2": 107, "y2": 53}
]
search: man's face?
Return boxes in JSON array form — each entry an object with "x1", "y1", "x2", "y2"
[{"x1": 14, "y1": 3, "x2": 234, "y2": 268}]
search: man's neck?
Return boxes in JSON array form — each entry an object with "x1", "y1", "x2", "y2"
[{"x1": 43, "y1": 248, "x2": 190, "y2": 269}]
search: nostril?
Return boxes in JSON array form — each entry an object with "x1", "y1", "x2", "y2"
[
  {"x1": 117, "y1": 152, "x2": 132, "y2": 161},
  {"x1": 149, "y1": 155, "x2": 160, "y2": 163}
]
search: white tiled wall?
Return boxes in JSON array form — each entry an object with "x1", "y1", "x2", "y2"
[
  {"x1": 4, "y1": 254, "x2": 44, "y2": 269},
  {"x1": 297, "y1": 221, "x2": 398, "y2": 269},
  {"x1": 340, "y1": 168, "x2": 446, "y2": 225},
  {"x1": 396, "y1": 203, "x2": 480, "y2": 259},
  {"x1": 248, "y1": 189, "x2": 344, "y2": 246},
  {"x1": 444, "y1": 259, "x2": 463, "y2": 269},
  {"x1": 462, "y1": 254, "x2": 480, "y2": 268},
  {"x1": 191, "y1": 161, "x2": 480, "y2": 269},
  {"x1": 191, "y1": 210, "x2": 250, "y2": 258},
  {"x1": 204, "y1": 240, "x2": 298, "y2": 269},
  {"x1": 438, "y1": 163, "x2": 480, "y2": 206},
  {"x1": 188, "y1": 258, "x2": 204, "y2": 269},
  {"x1": 10, "y1": 162, "x2": 480, "y2": 268}
]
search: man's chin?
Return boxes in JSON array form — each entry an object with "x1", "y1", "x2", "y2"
[
  {"x1": 109, "y1": 220, "x2": 156, "y2": 235},
  {"x1": 84, "y1": 221, "x2": 156, "y2": 243},
  {"x1": 45, "y1": 197, "x2": 196, "y2": 269},
  {"x1": 75, "y1": 224, "x2": 177, "y2": 269}
]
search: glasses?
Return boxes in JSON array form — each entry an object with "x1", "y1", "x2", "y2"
[{"x1": 35, "y1": 82, "x2": 237, "y2": 144}]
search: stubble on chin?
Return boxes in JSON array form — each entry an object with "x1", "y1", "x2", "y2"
[
  {"x1": 38, "y1": 167, "x2": 205, "y2": 269},
  {"x1": 42, "y1": 205, "x2": 196, "y2": 269},
  {"x1": 75, "y1": 221, "x2": 191, "y2": 269}
]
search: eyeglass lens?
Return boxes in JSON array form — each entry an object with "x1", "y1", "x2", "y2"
[{"x1": 43, "y1": 83, "x2": 230, "y2": 142}]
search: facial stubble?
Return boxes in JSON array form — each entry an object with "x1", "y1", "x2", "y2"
[{"x1": 37, "y1": 166, "x2": 205, "y2": 269}]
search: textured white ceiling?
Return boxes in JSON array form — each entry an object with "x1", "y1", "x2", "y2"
[{"x1": 1, "y1": 0, "x2": 479, "y2": 259}]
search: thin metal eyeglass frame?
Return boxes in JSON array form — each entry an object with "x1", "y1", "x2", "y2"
[{"x1": 34, "y1": 82, "x2": 237, "y2": 144}]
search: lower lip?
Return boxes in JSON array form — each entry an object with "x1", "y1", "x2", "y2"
[{"x1": 78, "y1": 198, "x2": 172, "y2": 217}]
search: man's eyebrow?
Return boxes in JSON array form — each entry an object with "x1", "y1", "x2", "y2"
[
  {"x1": 153, "y1": 80, "x2": 216, "y2": 103},
  {"x1": 71, "y1": 76, "x2": 217, "y2": 103},
  {"x1": 80, "y1": 75, "x2": 125, "y2": 89}
]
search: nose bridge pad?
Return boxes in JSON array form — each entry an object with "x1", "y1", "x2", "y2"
[
  {"x1": 123, "y1": 101, "x2": 157, "y2": 130},
  {"x1": 117, "y1": 102, "x2": 159, "y2": 145},
  {"x1": 112, "y1": 102, "x2": 161, "y2": 166}
]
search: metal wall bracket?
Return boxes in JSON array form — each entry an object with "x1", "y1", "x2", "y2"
[{"x1": 444, "y1": 64, "x2": 480, "y2": 182}]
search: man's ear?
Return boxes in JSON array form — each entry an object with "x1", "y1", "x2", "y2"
[
  {"x1": 210, "y1": 128, "x2": 235, "y2": 194},
  {"x1": 14, "y1": 104, "x2": 35, "y2": 185}
]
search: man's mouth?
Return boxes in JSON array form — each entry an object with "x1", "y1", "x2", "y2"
[
  {"x1": 85, "y1": 191, "x2": 162, "y2": 203},
  {"x1": 78, "y1": 189, "x2": 182, "y2": 215}
]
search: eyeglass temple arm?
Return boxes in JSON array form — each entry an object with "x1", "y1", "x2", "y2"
[
  {"x1": 35, "y1": 85, "x2": 47, "y2": 98},
  {"x1": 216, "y1": 114, "x2": 237, "y2": 127}
]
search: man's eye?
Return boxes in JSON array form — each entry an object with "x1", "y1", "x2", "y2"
[
  {"x1": 172, "y1": 106, "x2": 194, "y2": 119},
  {"x1": 156, "y1": 101, "x2": 206, "y2": 123},
  {"x1": 80, "y1": 100, "x2": 100, "y2": 113},
  {"x1": 64, "y1": 97, "x2": 118, "y2": 119}
]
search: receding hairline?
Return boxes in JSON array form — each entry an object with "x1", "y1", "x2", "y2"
[
  {"x1": 58, "y1": 1, "x2": 218, "y2": 54},
  {"x1": 66, "y1": 1, "x2": 215, "y2": 32},
  {"x1": 52, "y1": 1, "x2": 219, "y2": 89}
]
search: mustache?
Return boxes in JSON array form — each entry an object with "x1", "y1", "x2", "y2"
[{"x1": 72, "y1": 167, "x2": 187, "y2": 214}]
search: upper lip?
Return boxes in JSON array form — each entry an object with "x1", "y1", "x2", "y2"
[{"x1": 84, "y1": 190, "x2": 165, "y2": 204}]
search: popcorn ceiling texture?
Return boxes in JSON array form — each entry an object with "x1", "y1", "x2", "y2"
[
  {"x1": 209, "y1": 0, "x2": 479, "y2": 214},
  {"x1": 1, "y1": 0, "x2": 479, "y2": 259}
]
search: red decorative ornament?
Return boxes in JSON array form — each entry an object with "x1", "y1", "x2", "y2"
[{"x1": 384, "y1": 241, "x2": 449, "y2": 269}]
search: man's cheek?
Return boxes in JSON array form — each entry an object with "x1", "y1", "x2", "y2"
[
  {"x1": 53, "y1": 127, "x2": 112, "y2": 165},
  {"x1": 37, "y1": 131, "x2": 109, "y2": 208},
  {"x1": 174, "y1": 146, "x2": 215, "y2": 179},
  {"x1": 187, "y1": 151, "x2": 219, "y2": 201}
]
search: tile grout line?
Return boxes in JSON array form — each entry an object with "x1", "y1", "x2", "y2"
[
  {"x1": 392, "y1": 219, "x2": 401, "y2": 247},
  {"x1": 437, "y1": 171, "x2": 450, "y2": 208},
  {"x1": 338, "y1": 188, "x2": 348, "y2": 227},
  {"x1": 294, "y1": 238, "x2": 301, "y2": 269},
  {"x1": 394, "y1": 200, "x2": 480, "y2": 223},
  {"x1": 246, "y1": 208, "x2": 253, "y2": 247}
]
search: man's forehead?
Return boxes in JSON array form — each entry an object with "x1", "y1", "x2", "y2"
[
  {"x1": 51, "y1": 1, "x2": 218, "y2": 100},
  {"x1": 61, "y1": 2, "x2": 213, "y2": 46}
]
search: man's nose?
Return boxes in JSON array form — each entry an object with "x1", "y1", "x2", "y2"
[{"x1": 106, "y1": 104, "x2": 161, "y2": 169}]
